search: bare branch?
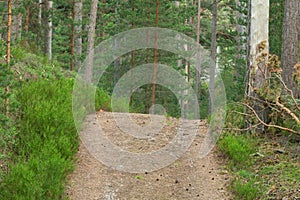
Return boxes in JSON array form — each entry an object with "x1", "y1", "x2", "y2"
[
  {"x1": 275, "y1": 74, "x2": 300, "y2": 111},
  {"x1": 242, "y1": 102, "x2": 299, "y2": 134},
  {"x1": 275, "y1": 96, "x2": 300, "y2": 124}
]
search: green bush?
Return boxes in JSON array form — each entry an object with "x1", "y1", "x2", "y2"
[
  {"x1": 0, "y1": 78, "x2": 78, "y2": 199},
  {"x1": 218, "y1": 134, "x2": 256, "y2": 169},
  {"x1": 95, "y1": 87, "x2": 111, "y2": 111}
]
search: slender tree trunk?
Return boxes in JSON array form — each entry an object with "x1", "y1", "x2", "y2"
[
  {"x1": 209, "y1": 0, "x2": 218, "y2": 114},
  {"x1": 151, "y1": 0, "x2": 159, "y2": 114},
  {"x1": 246, "y1": 0, "x2": 270, "y2": 133},
  {"x1": 6, "y1": 0, "x2": 12, "y2": 117},
  {"x1": 43, "y1": 0, "x2": 52, "y2": 60},
  {"x1": 74, "y1": 0, "x2": 82, "y2": 69},
  {"x1": 130, "y1": 1, "x2": 135, "y2": 106},
  {"x1": 70, "y1": 0, "x2": 75, "y2": 71},
  {"x1": 235, "y1": 0, "x2": 247, "y2": 81},
  {"x1": 113, "y1": 1, "x2": 120, "y2": 88},
  {"x1": 194, "y1": 0, "x2": 201, "y2": 119},
  {"x1": 281, "y1": 0, "x2": 300, "y2": 98},
  {"x1": 174, "y1": 1, "x2": 184, "y2": 113},
  {"x1": 85, "y1": 0, "x2": 98, "y2": 83},
  {"x1": 38, "y1": 0, "x2": 42, "y2": 25}
]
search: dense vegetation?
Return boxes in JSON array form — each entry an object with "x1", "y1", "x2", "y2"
[{"x1": 0, "y1": 0, "x2": 299, "y2": 199}]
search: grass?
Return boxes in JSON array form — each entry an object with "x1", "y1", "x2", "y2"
[
  {"x1": 218, "y1": 134, "x2": 257, "y2": 169},
  {"x1": 218, "y1": 132, "x2": 300, "y2": 200}
]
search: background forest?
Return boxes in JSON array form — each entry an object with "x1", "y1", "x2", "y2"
[{"x1": 0, "y1": 0, "x2": 299, "y2": 199}]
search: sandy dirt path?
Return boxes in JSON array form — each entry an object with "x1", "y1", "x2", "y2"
[{"x1": 65, "y1": 111, "x2": 231, "y2": 200}]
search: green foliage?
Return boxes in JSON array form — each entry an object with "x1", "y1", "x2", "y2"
[
  {"x1": 1, "y1": 147, "x2": 72, "y2": 200},
  {"x1": 231, "y1": 178, "x2": 260, "y2": 200},
  {"x1": 95, "y1": 87, "x2": 112, "y2": 111},
  {"x1": 0, "y1": 78, "x2": 78, "y2": 199},
  {"x1": 218, "y1": 134, "x2": 256, "y2": 169}
]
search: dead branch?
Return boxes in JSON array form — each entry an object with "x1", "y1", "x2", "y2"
[
  {"x1": 275, "y1": 96, "x2": 300, "y2": 124},
  {"x1": 274, "y1": 74, "x2": 300, "y2": 111},
  {"x1": 242, "y1": 102, "x2": 299, "y2": 134},
  {"x1": 224, "y1": 123, "x2": 261, "y2": 132}
]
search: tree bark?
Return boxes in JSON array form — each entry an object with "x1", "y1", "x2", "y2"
[
  {"x1": 246, "y1": 0, "x2": 270, "y2": 133},
  {"x1": 38, "y1": 0, "x2": 42, "y2": 25},
  {"x1": 151, "y1": 0, "x2": 159, "y2": 114},
  {"x1": 130, "y1": 1, "x2": 135, "y2": 106},
  {"x1": 43, "y1": 0, "x2": 52, "y2": 60},
  {"x1": 235, "y1": 0, "x2": 247, "y2": 81},
  {"x1": 209, "y1": 0, "x2": 218, "y2": 114},
  {"x1": 85, "y1": 0, "x2": 98, "y2": 83},
  {"x1": 75, "y1": 0, "x2": 83, "y2": 69},
  {"x1": 281, "y1": 0, "x2": 300, "y2": 98},
  {"x1": 70, "y1": 0, "x2": 76, "y2": 71},
  {"x1": 194, "y1": 0, "x2": 201, "y2": 119}
]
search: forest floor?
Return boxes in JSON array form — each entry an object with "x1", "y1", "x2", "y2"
[{"x1": 65, "y1": 111, "x2": 232, "y2": 200}]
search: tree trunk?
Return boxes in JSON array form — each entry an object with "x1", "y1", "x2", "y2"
[
  {"x1": 235, "y1": 0, "x2": 247, "y2": 82},
  {"x1": 194, "y1": 0, "x2": 201, "y2": 119},
  {"x1": 71, "y1": 0, "x2": 82, "y2": 71},
  {"x1": 129, "y1": 1, "x2": 135, "y2": 106},
  {"x1": 74, "y1": 0, "x2": 83, "y2": 69},
  {"x1": 70, "y1": 0, "x2": 76, "y2": 71},
  {"x1": 85, "y1": 0, "x2": 98, "y2": 83},
  {"x1": 151, "y1": 0, "x2": 159, "y2": 114},
  {"x1": 209, "y1": 0, "x2": 218, "y2": 114},
  {"x1": 38, "y1": 0, "x2": 42, "y2": 25},
  {"x1": 246, "y1": 0, "x2": 270, "y2": 133},
  {"x1": 43, "y1": 0, "x2": 52, "y2": 60},
  {"x1": 281, "y1": 0, "x2": 300, "y2": 98}
]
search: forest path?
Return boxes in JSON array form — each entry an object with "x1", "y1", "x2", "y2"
[{"x1": 65, "y1": 111, "x2": 231, "y2": 200}]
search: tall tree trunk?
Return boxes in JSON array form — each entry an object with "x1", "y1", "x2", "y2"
[
  {"x1": 74, "y1": 0, "x2": 82, "y2": 69},
  {"x1": 174, "y1": 1, "x2": 185, "y2": 115},
  {"x1": 209, "y1": 0, "x2": 218, "y2": 114},
  {"x1": 235, "y1": 0, "x2": 247, "y2": 82},
  {"x1": 85, "y1": 0, "x2": 98, "y2": 83},
  {"x1": 70, "y1": 0, "x2": 76, "y2": 71},
  {"x1": 151, "y1": 0, "x2": 159, "y2": 114},
  {"x1": 194, "y1": 0, "x2": 201, "y2": 119},
  {"x1": 43, "y1": 0, "x2": 52, "y2": 60},
  {"x1": 5, "y1": 0, "x2": 12, "y2": 117},
  {"x1": 113, "y1": 1, "x2": 120, "y2": 88},
  {"x1": 246, "y1": 0, "x2": 270, "y2": 133},
  {"x1": 281, "y1": 0, "x2": 300, "y2": 98},
  {"x1": 129, "y1": 1, "x2": 135, "y2": 106},
  {"x1": 38, "y1": 0, "x2": 42, "y2": 25}
]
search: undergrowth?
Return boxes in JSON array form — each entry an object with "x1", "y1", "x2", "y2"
[
  {"x1": 219, "y1": 104, "x2": 300, "y2": 200},
  {"x1": 0, "y1": 79, "x2": 78, "y2": 199}
]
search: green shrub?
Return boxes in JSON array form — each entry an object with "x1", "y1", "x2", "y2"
[
  {"x1": 95, "y1": 87, "x2": 111, "y2": 111},
  {"x1": 218, "y1": 134, "x2": 256, "y2": 169},
  {"x1": 0, "y1": 78, "x2": 78, "y2": 199}
]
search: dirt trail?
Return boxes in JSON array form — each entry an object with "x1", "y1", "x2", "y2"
[{"x1": 65, "y1": 111, "x2": 231, "y2": 200}]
